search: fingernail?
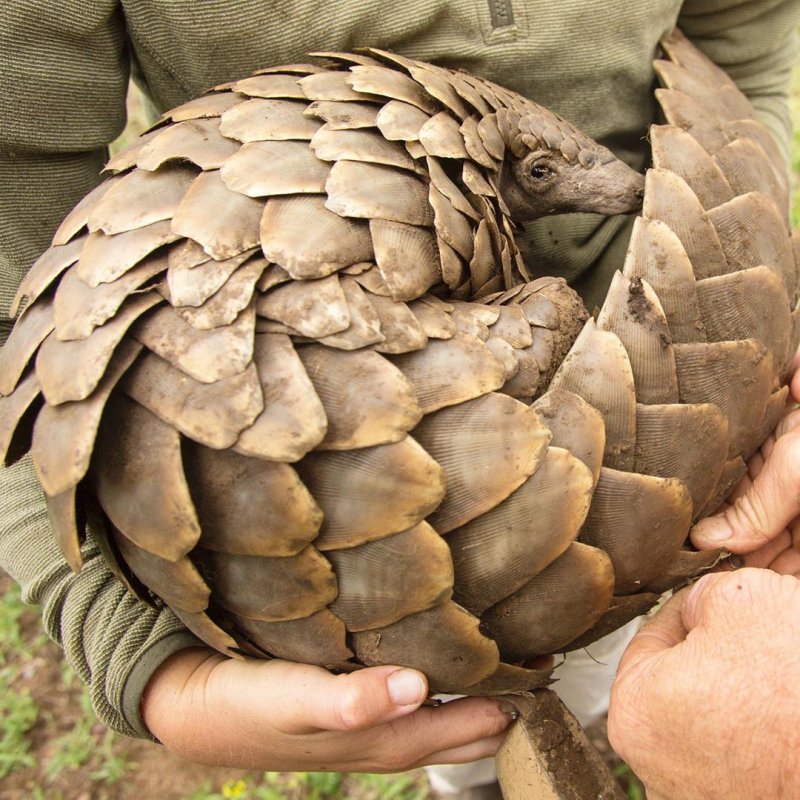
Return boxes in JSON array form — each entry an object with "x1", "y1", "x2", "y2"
[
  {"x1": 693, "y1": 519, "x2": 731, "y2": 544},
  {"x1": 387, "y1": 669, "x2": 426, "y2": 707}
]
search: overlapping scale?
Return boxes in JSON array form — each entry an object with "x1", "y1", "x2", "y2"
[
  {"x1": 0, "y1": 298, "x2": 55, "y2": 395},
  {"x1": 76, "y1": 220, "x2": 179, "y2": 287},
  {"x1": 298, "y1": 436, "x2": 446, "y2": 550},
  {"x1": 549, "y1": 320, "x2": 636, "y2": 471},
  {"x1": 352, "y1": 601, "x2": 499, "y2": 691},
  {"x1": 193, "y1": 545, "x2": 337, "y2": 621},
  {"x1": 184, "y1": 443, "x2": 322, "y2": 557},
  {"x1": 481, "y1": 542, "x2": 615, "y2": 659},
  {"x1": 88, "y1": 165, "x2": 198, "y2": 235},
  {"x1": 621, "y1": 217, "x2": 705, "y2": 343},
  {"x1": 415, "y1": 393, "x2": 551, "y2": 533},
  {"x1": 714, "y1": 138, "x2": 788, "y2": 214},
  {"x1": 2, "y1": 32, "x2": 797, "y2": 711},
  {"x1": 643, "y1": 168, "x2": 728, "y2": 279},
  {"x1": 0, "y1": 371, "x2": 41, "y2": 467},
  {"x1": 297, "y1": 345, "x2": 421, "y2": 449},
  {"x1": 114, "y1": 533, "x2": 211, "y2": 613},
  {"x1": 596, "y1": 272, "x2": 679, "y2": 405},
  {"x1": 136, "y1": 118, "x2": 241, "y2": 171},
  {"x1": 674, "y1": 340, "x2": 775, "y2": 457},
  {"x1": 44, "y1": 488, "x2": 83, "y2": 572},
  {"x1": 650, "y1": 124, "x2": 734, "y2": 209},
  {"x1": 37, "y1": 292, "x2": 161, "y2": 403},
  {"x1": 327, "y1": 521, "x2": 453, "y2": 630},
  {"x1": 91, "y1": 392, "x2": 200, "y2": 561},
  {"x1": 12, "y1": 237, "x2": 86, "y2": 316},
  {"x1": 634, "y1": 403, "x2": 728, "y2": 517},
  {"x1": 231, "y1": 609, "x2": 353, "y2": 666},
  {"x1": 695, "y1": 266, "x2": 791, "y2": 373},
  {"x1": 580, "y1": 468, "x2": 693, "y2": 594},
  {"x1": 233, "y1": 333, "x2": 326, "y2": 461},
  {"x1": 449, "y1": 447, "x2": 592, "y2": 614},
  {"x1": 55, "y1": 252, "x2": 167, "y2": 340},
  {"x1": 32, "y1": 341, "x2": 143, "y2": 498},
  {"x1": 706, "y1": 192, "x2": 795, "y2": 293}
]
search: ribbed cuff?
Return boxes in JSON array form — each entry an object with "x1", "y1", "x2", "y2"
[{"x1": 121, "y1": 631, "x2": 205, "y2": 740}]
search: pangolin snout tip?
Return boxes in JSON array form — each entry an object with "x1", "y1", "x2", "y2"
[{"x1": 583, "y1": 161, "x2": 646, "y2": 215}]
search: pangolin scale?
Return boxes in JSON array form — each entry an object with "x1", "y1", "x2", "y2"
[{"x1": 0, "y1": 28, "x2": 797, "y2": 696}]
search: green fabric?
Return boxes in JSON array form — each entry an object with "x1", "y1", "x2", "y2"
[{"x1": 0, "y1": 0, "x2": 798, "y2": 738}]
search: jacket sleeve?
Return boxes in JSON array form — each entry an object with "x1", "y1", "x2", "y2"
[
  {"x1": 0, "y1": 0, "x2": 200, "y2": 739},
  {"x1": 678, "y1": 0, "x2": 800, "y2": 164}
]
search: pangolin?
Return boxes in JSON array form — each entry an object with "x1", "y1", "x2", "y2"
[{"x1": 0, "y1": 30, "x2": 796, "y2": 704}]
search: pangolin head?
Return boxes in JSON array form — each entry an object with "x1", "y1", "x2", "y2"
[{"x1": 495, "y1": 102, "x2": 645, "y2": 221}]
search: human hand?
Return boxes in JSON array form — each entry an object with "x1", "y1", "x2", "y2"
[
  {"x1": 691, "y1": 400, "x2": 800, "y2": 575},
  {"x1": 141, "y1": 648, "x2": 513, "y2": 772},
  {"x1": 608, "y1": 568, "x2": 800, "y2": 800}
]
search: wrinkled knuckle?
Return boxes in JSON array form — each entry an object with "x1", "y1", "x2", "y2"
[
  {"x1": 486, "y1": 709, "x2": 513, "y2": 738},
  {"x1": 335, "y1": 684, "x2": 373, "y2": 731},
  {"x1": 386, "y1": 751, "x2": 414, "y2": 772},
  {"x1": 713, "y1": 567, "x2": 771, "y2": 611},
  {"x1": 774, "y1": 433, "x2": 800, "y2": 482},
  {"x1": 380, "y1": 736, "x2": 416, "y2": 772},
  {"x1": 730, "y1": 495, "x2": 771, "y2": 544}
]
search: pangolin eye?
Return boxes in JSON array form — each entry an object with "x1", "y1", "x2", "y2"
[{"x1": 529, "y1": 162, "x2": 552, "y2": 180}]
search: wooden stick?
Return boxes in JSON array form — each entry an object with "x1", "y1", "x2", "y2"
[{"x1": 496, "y1": 688, "x2": 626, "y2": 800}]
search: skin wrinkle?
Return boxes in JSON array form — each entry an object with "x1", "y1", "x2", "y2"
[{"x1": 611, "y1": 571, "x2": 800, "y2": 798}]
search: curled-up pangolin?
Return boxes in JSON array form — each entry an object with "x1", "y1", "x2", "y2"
[{"x1": 0, "y1": 29, "x2": 797, "y2": 698}]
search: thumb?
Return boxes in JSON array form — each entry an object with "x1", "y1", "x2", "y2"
[
  {"x1": 616, "y1": 590, "x2": 688, "y2": 678},
  {"x1": 679, "y1": 568, "x2": 789, "y2": 632},
  {"x1": 691, "y1": 428, "x2": 800, "y2": 552},
  {"x1": 277, "y1": 663, "x2": 429, "y2": 734}
]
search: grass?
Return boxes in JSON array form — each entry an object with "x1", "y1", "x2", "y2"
[
  {"x1": 184, "y1": 771, "x2": 429, "y2": 800},
  {"x1": 0, "y1": 583, "x2": 40, "y2": 779}
]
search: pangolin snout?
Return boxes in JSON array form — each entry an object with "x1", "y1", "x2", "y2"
[{"x1": 581, "y1": 159, "x2": 646, "y2": 215}]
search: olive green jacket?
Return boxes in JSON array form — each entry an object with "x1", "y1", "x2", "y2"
[{"x1": 1, "y1": 0, "x2": 798, "y2": 738}]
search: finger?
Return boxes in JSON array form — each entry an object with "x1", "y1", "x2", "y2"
[
  {"x1": 344, "y1": 696, "x2": 514, "y2": 771},
  {"x1": 759, "y1": 436, "x2": 775, "y2": 461},
  {"x1": 768, "y1": 547, "x2": 800, "y2": 576},
  {"x1": 791, "y1": 367, "x2": 800, "y2": 403},
  {"x1": 691, "y1": 429, "x2": 800, "y2": 552},
  {"x1": 616, "y1": 590, "x2": 688, "y2": 677},
  {"x1": 740, "y1": 529, "x2": 792, "y2": 569},
  {"x1": 678, "y1": 569, "x2": 763, "y2": 631},
  {"x1": 415, "y1": 732, "x2": 508, "y2": 768},
  {"x1": 775, "y1": 407, "x2": 800, "y2": 439},
  {"x1": 391, "y1": 697, "x2": 513, "y2": 765},
  {"x1": 746, "y1": 450, "x2": 764, "y2": 481},
  {"x1": 727, "y1": 473, "x2": 752, "y2": 502},
  {"x1": 261, "y1": 662, "x2": 429, "y2": 734},
  {"x1": 315, "y1": 665, "x2": 429, "y2": 732}
]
